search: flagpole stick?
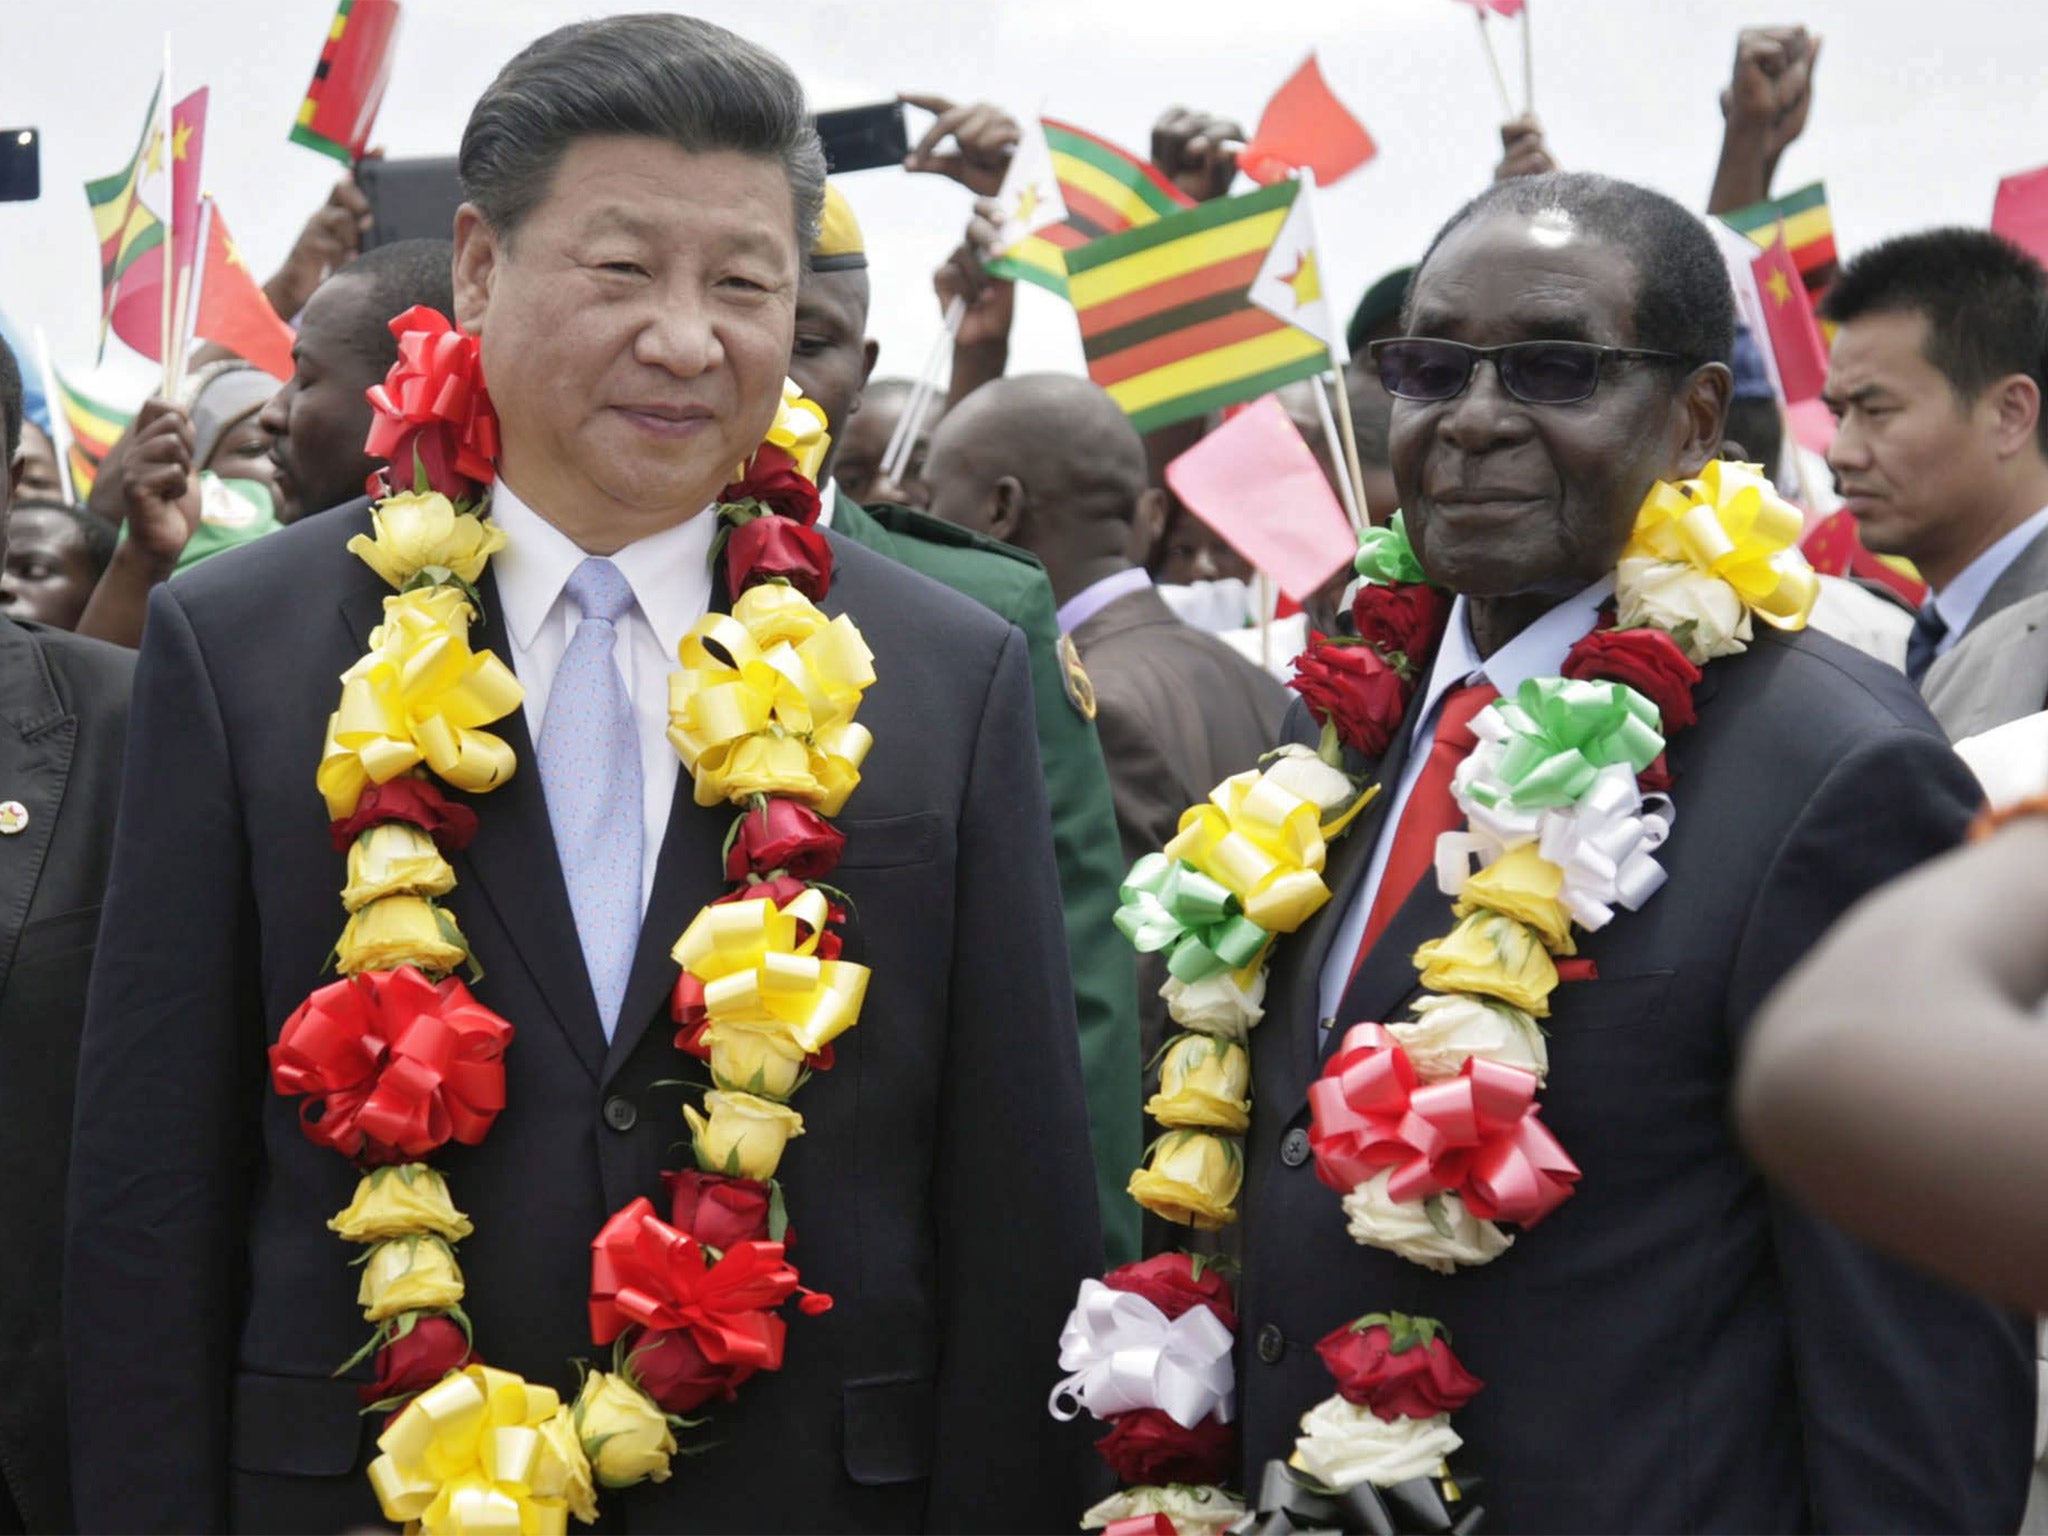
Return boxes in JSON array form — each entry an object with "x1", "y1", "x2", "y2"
[
  {"x1": 33, "y1": 327, "x2": 76, "y2": 505},
  {"x1": 1295, "y1": 170, "x2": 1371, "y2": 522},
  {"x1": 882, "y1": 294, "x2": 965, "y2": 487},
  {"x1": 1474, "y1": 13, "x2": 1515, "y2": 121},
  {"x1": 1312, "y1": 370, "x2": 1364, "y2": 532},
  {"x1": 878, "y1": 300, "x2": 957, "y2": 483},
  {"x1": 159, "y1": 34, "x2": 177, "y2": 397},
  {"x1": 175, "y1": 198, "x2": 213, "y2": 387},
  {"x1": 1521, "y1": 2, "x2": 1535, "y2": 118}
]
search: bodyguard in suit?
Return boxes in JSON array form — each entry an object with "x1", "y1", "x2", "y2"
[
  {"x1": 0, "y1": 341, "x2": 132, "y2": 1534},
  {"x1": 1820, "y1": 228, "x2": 2048, "y2": 738},
  {"x1": 1238, "y1": 174, "x2": 2031, "y2": 1530},
  {"x1": 65, "y1": 16, "x2": 1100, "y2": 1533}
]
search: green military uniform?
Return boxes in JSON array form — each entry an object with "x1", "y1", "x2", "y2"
[{"x1": 831, "y1": 494, "x2": 1141, "y2": 1264}]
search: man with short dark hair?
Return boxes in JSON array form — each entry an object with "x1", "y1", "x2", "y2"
[
  {"x1": 1820, "y1": 228, "x2": 2048, "y2": 735},
  {"x1": 67, "y1": 16, "x2": 1099, "y2": 1532}
]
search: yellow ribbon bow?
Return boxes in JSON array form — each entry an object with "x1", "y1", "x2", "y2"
[
  {"x1": 1165, "y1": 769, "x2": 1356, "y2": 935},
  {"x1": 671, "y1": 888, "x2": 870, "y2": 1056},
  {"x1": 1624, "y1": 459, "x2": 1819, "y2": 629},
  {"x1": 667, "y1": 583, "x2": 875, "y2": 814},
  {"x1": 318, "y1": 587, "x2": 524, "y2": 820},
  {"x1": 745, "y1": 377, "x2": 831, "y2": 483},
  {"x1": 368, "y1": 1365, "x2": 572, "y2": 1536}
]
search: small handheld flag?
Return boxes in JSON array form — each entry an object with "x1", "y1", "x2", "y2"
[
  {"x1": 987, "y1": 118, "x2": 1068, "y2": 259},
  {"x1": 193, "y1": 199, "x2": 297, "y2": 380},
  {"x1": 51, "y1": 368, "x2": 135, "y2": 499},
  {"x1": 1993, "y1": 165, "x2": 2048, "y2": 266},
  {"x1": 1246, "y1": 175, "x2": 1345, "y2": 362},
  {"x1": 1719, "y1": 181, "x2": 1837, "y2": 297},
  {"x1": 983, "y1": 118, "x2": 1192, "y2": 300},
  {"x1": 1237, "y1": 54, "x2": 1376, "y2": 189},
  {"x1": 1751, "y1": 231, "x2": 1829, "y2": 405},
  {"x1": 291, "y1": 0, "x2": 402, "y2": 165}
]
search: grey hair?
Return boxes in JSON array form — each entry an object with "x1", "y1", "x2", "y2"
[{"x1": 458, "y1": 13, "x2": 827, "y2": 254}]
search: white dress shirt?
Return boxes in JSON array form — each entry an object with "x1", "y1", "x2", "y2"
[
  {"x1": 1316, "y1": 579, "x2": 1613, "y2": 1026},
  {"x1": 1929, "y1": 504, "x2": 2048, "y2": 656},
  {"x1": 488, "y1": 480, "x2": 717, "y2": 911},
  {"x1": 1057, "y1": 567, "x2": 1153, "y2": 634}
]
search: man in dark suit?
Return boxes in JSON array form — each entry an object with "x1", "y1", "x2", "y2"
[
  {"x1": 1238, "y1": 173, "x2": 2031, "y2": 1531},
  {"x1": 0, "y1": 340, "x2": 132, "y2": 1533},
  {"x1": 66, "y1": 17, "x2": 1099, "y2": 1533},
  {"x1": 1820, "y1": 229, "x2": 2048, "y2": 737}
]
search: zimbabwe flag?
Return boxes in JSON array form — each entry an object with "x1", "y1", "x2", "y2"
[
  {"x1": 53, "y1": 369, "x2": 134, "y2": 499},
  {"x1": 985, "y1": 119, "x2": 1192, "y2": 299},
  {"x1": 1720, "y1": 182, "x2": 1837, "y2": 296},
  {"x1": 1066, "y1": 179, "x2": 1329, "y2": 434},
  {"x1": 290, "y1": 0, "x2": 402, "y2": 164}
]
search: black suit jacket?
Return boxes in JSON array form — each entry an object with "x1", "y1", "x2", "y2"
[
  {"x1": 0, "y1": 622, "x2": 130, "y2": 1535},
  {"x1": 1239, "y1": 626, "x2": 2031, "y2": 1532},
  {"x1": 66, "y1": 502, "x2": 1102, "y2": 1533}
]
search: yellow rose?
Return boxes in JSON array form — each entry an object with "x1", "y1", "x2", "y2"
[
  {"x1": 683, "y1": 1090, "x2": 805, "y2": 1179},
  {"x1": 341, "y1": 822, "x2": 457, "y2": 913},
  {"x1": 367, "y1": 581, "x2": 476, "y2": 649},
  {"x1": 357, "y1": 1234, "x2": 466, "y2": 1322},
  {"x1": 573, "y1": 1370, "x2": 677, "y2": 1488},
  {"x1": 1452, "y1": 845, "x2": 1576, "y2": 956},
  {"x1": 1412, "y1": 910, "x2": 1560, "y2": 1017},
  {"x1": 335, "y1": 894, "x2": 471, "y2": 977},
  {"x1": 1128, "y1": 1130, "x2": 1242, "y2": 1231},
  {"x1": 532, "y1": 1404, "x2": 600, "y2": 1524},
  {"x1": 347, "y1": 491, "x2": 508, "y2": 589},
  {"x1": 704, "y1": 1022, "x2": 807, "y2": 1101},
  {"x1": 328, "y1": 1164, "x2": 476, "y2": 1244},
  {"x1": 1143, "y1": 1034, "x2": 1252, "y2": 1133}
]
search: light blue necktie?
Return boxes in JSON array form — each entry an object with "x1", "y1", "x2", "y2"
[{"x1": 537, "y1": 557, "x2": 644, "y2": 1039}]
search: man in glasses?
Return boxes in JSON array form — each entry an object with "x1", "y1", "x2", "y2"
[{"x1": 1236, "y1": 172, "x2": 2029, "y2": 1531}]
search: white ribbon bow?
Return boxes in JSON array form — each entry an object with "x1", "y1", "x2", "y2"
[{"x1": 1048, "y1": 1279, "x2": 1236, "y2": 1429}]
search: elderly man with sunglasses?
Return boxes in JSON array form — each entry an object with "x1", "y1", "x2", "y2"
[{"x1": 1233, "y1": 172, "x2": 2030, "y2": 1533}]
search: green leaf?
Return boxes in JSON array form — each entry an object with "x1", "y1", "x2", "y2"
[
  {"x1": 1423, "y1": 1195, "x2": 1455, "y2": 1240},
  {"x1": 767, "y1": 1179, "x2": 789, "y2": 1244}
]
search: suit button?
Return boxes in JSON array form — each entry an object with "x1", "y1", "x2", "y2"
[
  {"x1": 602, "y1": 1096, "x2": 637, "y2": 1132},
  {"x1": 1281, "y1": 1128, "x2": 1311, "y2": 1167},
  {"x1": 1256, "y1": 1324, "x2": 1286, "y2": 1364}
]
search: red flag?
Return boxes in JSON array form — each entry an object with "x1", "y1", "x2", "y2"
[
  {"x1": 170, "y1": 89, "x2": 208, "y2": 288},
  {"x1": 1237, "y1": 54, "x2": 1377, "y2": 189},
  {"x1": 1993, "y1": 165, "x2": 2048, "y2": 266},
  {"x1": 1164, "y1": 394, "x2": 1356, "y2": 603},
  {"x1": 107, "y1": 244, "x2": 166, "y2": 362},
  {"x1": 195, "y1": 200, "x2": 296, "y2": 380},
  {"x1": 1451, "y1": 0, "x2": 1525, "y2": 14},
  {"x1": 1802, "y1": 508, "x2": 1925, "y2": 605},
  {"x1": 1751, "y1": 231, "x2": 1829, "y2": 404}
]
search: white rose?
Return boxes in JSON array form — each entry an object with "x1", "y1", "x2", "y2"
[
  {"x1": 1340, "y1": 1172, "x2": 1511, "y2": 1273},
  {"x1": 1389, "y1": 993, "x2": 1547, "y2": 1083},
  {"x1": 1615, "y1": 556, "x2": 1752, "y2": 663},
  {"x1": 1082, "y1": 1483, "x2": 1247, "y2": 1536},
  {"x1": 1162, "y1": 968, "x2": 1268, "y2": 1039},
  {"x1": 1261, "y1": 744, "x2": 1360, "y2": 818},
  {"x1": 1290, "y1": 1395, "x2": 1463, "y2": 1491}
]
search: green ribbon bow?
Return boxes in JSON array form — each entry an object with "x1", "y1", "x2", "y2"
[
  {"x1": 1468, "y1": 677, "x2": 1665, "y2": 812},
  {"x1": 1353, "y1": 511, "x2": 1426, "y2": 587},
  {"x1": 1114, "y1": 852, "x2": 1270, "y2": 982}
]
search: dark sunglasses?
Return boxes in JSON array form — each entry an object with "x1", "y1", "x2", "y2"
[{"x1": 1369, "y1": 337, "x2": 1688, "y2": 406}]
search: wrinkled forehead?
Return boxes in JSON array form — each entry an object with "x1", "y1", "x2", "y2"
[{"x1": 1407, "y1": 208, "x2": 1642, "y2": 349}]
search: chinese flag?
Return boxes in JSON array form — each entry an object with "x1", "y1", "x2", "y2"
[
  {"x1": 1237, "y1": 54, "x2": 1377, "y2": 188},
  {"x1": 195, "y1": 199, "x2": 296, "y2": 380},
  {"x1": 170, "y1": 89, "x2": 208, "y2": 287},
  {"x1": 1751, "y1": 231, "x2": 1829, "y2": 404}
]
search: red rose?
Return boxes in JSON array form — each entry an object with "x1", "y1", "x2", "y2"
[
  {"x1": 1314, "y1": 1316, "x2": 1483, "y2": 1423},
  {"x1": 663, "y1": 1168, "x2": 776, "y2": 1250},
  {"x1": 624, "y1": 1324, "x2": 761, "y2": 1415},
  {"x1": 1290, "y1": 635, "x2": 1410, "y2": 758},
  {"x1": 1101, "y1": 1253, "x2": 1238, "y2": 1334},
  {"x1": 329, "y1": 777, "x2": 480, "y2": 854},
  {"x1": 1094, "y1": 1409, "x2": 1237, "y2": 1486},
  {"x1": 722, "y1": 445, "x2": 821, "y2": 527},
  {"x1": 360, "y1": 1313, "x2": 475, "y2": 1407},
  {"x1": 1560, "y1": 626, "x2": 1701, "y2": 734},
  {"x1": 1351, "y1": 582, "x2": 1451, "y2": 666},
  {"x1": 725, "y1": 798, "x2": 847, "y2": 882},
  {"x1": 723, "y1": 516, "x2": 834, "y2": 601},
  {"x1": 363, "y1": 306, "x2": 499, "y2": 503}
]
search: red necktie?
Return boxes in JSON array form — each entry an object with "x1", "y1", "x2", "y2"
[{"x1": 1350, "y1": 681, "x2": 1499, "y2": 980}]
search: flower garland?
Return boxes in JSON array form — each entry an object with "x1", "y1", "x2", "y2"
[{"x1": 267, "y1": 306, "x2": 866, "y2": 1533}]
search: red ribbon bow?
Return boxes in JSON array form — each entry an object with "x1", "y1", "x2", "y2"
[
  {"x1": 269, "y1": 966, "x2": 513, "y2": 1165},
  {"x1": 1307, "y1": 1023, "x2": 1579, "y2": 1226},
  {"x1": 363, "y1": 306, "x2": 500, "y2": 501},
  {"x1": 589, "y1": 1197, "x2": 814, "y2": 1372}
]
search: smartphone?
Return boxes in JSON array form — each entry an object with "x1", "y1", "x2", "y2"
[
  {"x1": 355, "y1": 154, "x2": 464, "y2": 249},
  {"x1": 0, "y1": 128, "x2": 40, "y2": 202},
  {"x1": 813, "y1": 102, "x2": 909, "y2": 175}
]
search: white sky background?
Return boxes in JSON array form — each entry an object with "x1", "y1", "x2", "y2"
[{"x1": 5, "y1": 0, "x2": 2048, "y2": 407}]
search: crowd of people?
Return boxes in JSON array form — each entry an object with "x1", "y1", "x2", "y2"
[{"x1": 10, "y1": 9, "x2": 2048, "y2": 1536}]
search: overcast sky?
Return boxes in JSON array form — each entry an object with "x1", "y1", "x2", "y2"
[{"x1": 6, "y1": 0, "x2": 2048, "y2": 406}]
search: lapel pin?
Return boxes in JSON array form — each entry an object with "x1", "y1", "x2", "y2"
[{"x1": 0, "y1": 801, "x2": 27, "y2": 836}]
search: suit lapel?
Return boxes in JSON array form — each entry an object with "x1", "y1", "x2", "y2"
[
  {"x1": 0, "y1": 623, "x2": 73, "y2": 1003},
  {"x1": 600, "y1": 773, "x2": 724, "y2": 1084},
  {"x1": 1964, "y1": 524, "x2": 2048, "y2": 639}
]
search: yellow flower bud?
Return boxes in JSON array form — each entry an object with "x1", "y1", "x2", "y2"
[
  {"x1": 1128, "y1": 1130, "x2": 1242, "y2": 1232},
  {"x1": 341, "y1": 823, "x2": 457, "y2": 913},
  {"x1": 1143, "y1": 1034, "x2": 1252, "y2": 1133},
  {"x1": 357, "y1": 1234, "x2": 465, "y2": 1322},
  {"x1": 682, "y1": 1090, "x2": 805, "y2": 1180},
  {"x1": 1413, "y1": 910, "x2": 1559, "y2": 1018},
  {"x1": 532, "y1": 1404, "x2": 600, "y2": 1524},
  {"x1": 328, "y1": 1164, "x2": 475, "y2": 1245},
  {"x1": 347, "y1": 491, "x2": 508, "y2": 589},
  {"x1": 704, "y1": 1022, "x2": 806, "y2": 1101},
  {"x1": 573, "y1": 1370, "x2": 677, "y2": 1488},
  {"x1": 1452, "y1": 844, "x2": 1577, "y2": 956},
  {"x1": 335, "y1": 895, "x2": 470, "y2": 978}
]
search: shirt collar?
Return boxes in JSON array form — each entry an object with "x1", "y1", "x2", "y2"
[
  {"x1": 817, "y1": 480, "x2": 838, "y2": 530},
  {"x1": 1412, "y1": 577, "x2": 1615, "y2": 729},
  {"x1": 1931, "y1": 504, "x2": 2048, "y2": 639},
  {"x1": 488, "y1": 476, "x2": 717, "y2": 656},
  {"x1": 1058, "y1": 567, "x2": 1153, "y2": 633}
]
